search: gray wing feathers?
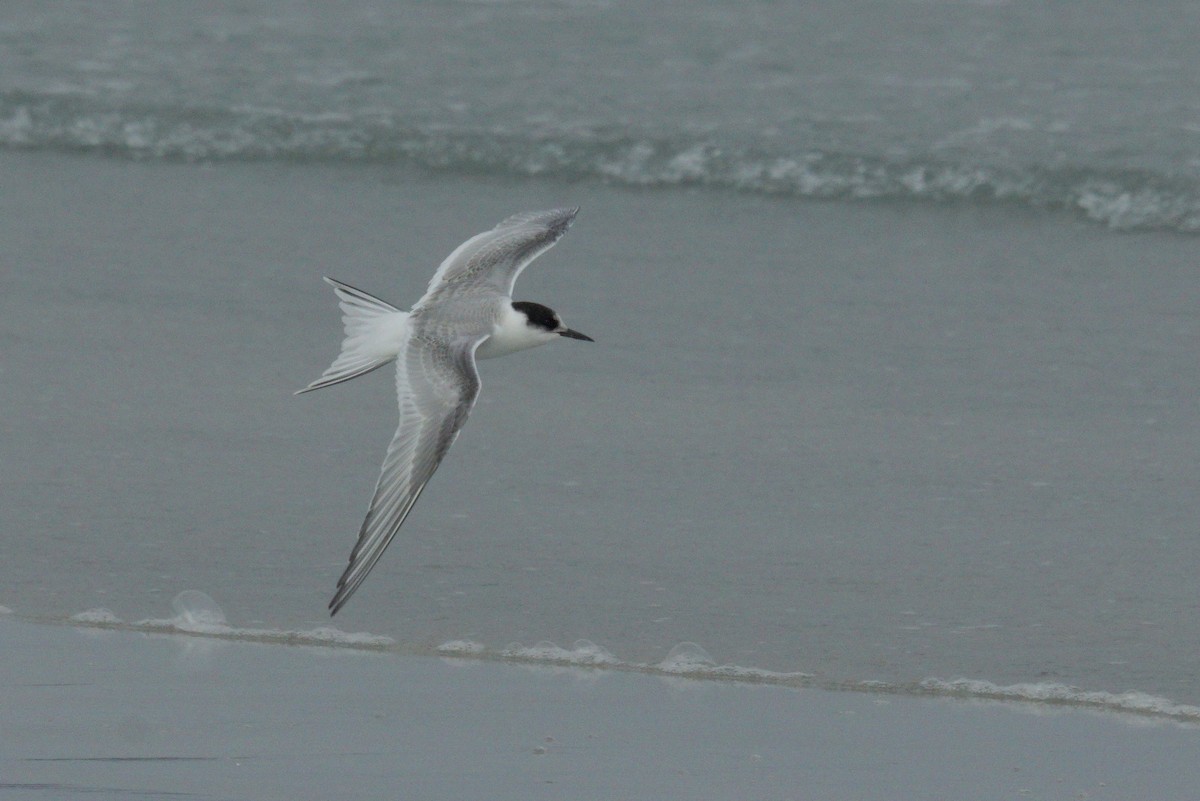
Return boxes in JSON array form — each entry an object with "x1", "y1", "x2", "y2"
[
  {"x1": 419, "y1": 207, "x2": 579, "y2": 303},
  {"x1": 491, "y1": 208, "x2": 578, "y2": 230},
  {"x1": 328, "y1": 337, "x2": 483, "y2": 614}
]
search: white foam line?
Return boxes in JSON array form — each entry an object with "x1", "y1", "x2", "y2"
[
  {"x1": 63, "y1": 608, "x2": 396, "y2": 649},
  {"x1": 919, "y1": 678, "x2": 1200, "y2": 723},
  {"x1": 41, "y1": 611, "x2": 1200, "y2": 723}
]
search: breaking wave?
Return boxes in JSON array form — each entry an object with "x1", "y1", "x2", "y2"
[
  {"x1": 919, "y1": 678, "x2": 1200, "y2": 722},
  {"x1": 47, "y1": 594, "x2": 1200, "y2": 725},
  {"x1": 3, "y1": 91, "x2": 1200, "y2": 233},
  {"x1": 69, "y1": 592, "x2": 395, "y2": 648}
]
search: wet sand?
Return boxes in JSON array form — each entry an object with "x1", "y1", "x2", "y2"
[{"x1": 4, "y1": 616, "x2": 1198, "y2": 801}]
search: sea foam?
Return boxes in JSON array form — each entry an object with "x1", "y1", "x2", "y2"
[
  {"x1": 919, "y1": 677, "x2": 1200, "y2": 722},
  {"x1": 57, "y1": 599, "x2": 1200, "y2": 723},
  {"x1": 3, "y1": 93, "x2": 1199, "y2": 233},
  {"x1": 498, "y1": 639, "x2": 619, "y2": 667},
  {"x1": 68, "y1": 592, "x2": 396, "y2": 648}
]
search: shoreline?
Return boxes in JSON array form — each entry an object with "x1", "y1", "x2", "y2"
[
  {"x1": 4, "y1": 615, "x2": 1199, "y2": 801},
  {"x1": 14, "y1": 607, "x2": 1200, "y2": 727}
]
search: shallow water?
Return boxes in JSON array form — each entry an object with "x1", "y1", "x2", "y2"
[
  {"x1": 3, "y1": 151, "x2": 1198, "y2": 709},
  {"x1": 2, "y1": 1, "x2": 1199, "y2": 715},
  {"x1": 7, "y1": 616, "x2": 1199, "y2": 801}
]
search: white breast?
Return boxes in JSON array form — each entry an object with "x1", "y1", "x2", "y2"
[{"x1": 475, "y1": 304, "x2": 558, "y2": 360}]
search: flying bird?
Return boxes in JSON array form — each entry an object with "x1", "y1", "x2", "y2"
[{"x1": 298, "y1": 208, "x2": 592, "y2": 615}]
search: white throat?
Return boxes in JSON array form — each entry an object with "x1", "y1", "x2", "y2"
[{"x1": 475, "y1": 304, "x2": 558, "y2": 360}]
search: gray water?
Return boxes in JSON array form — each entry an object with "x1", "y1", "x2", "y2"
[
  {"x1": 2, "y1": 1, "x2": 1198, "y2": 711},
  {"x1": 4, "y1": 0, "x2": 1200, "y2": 229}
]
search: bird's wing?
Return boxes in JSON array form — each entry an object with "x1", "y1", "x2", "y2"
[
  {"x1": 328, "y1": 332, "x2": 484, "y2": 615},
  {"x1": 416, "y1": 207, "x2": 579, "y2": 305}
]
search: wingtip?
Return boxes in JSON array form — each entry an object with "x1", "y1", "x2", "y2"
[
  {"x1": 328, "y1": 573, "x2": 356, "y2": 616},
  {"x1": 328, "y1": 588, "x2": 344, "y2": 616},
  {"x1": 552, "y1": 206, "x2": 580, "y2": 236},
  {"x1": 328, "y1": 588, "x2": 351, "y2": 616}
]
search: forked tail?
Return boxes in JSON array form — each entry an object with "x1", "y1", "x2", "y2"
[{"x1": 296, "y1": 277, "x2": 408, "y2": 394}]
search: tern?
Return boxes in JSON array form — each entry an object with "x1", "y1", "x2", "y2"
[{"x1": 298, "y1": 208, "x2": 592, "y2": 615}]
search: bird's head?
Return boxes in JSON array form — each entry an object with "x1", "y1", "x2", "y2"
[{"x1": 512, "y1": 301, "x2": 594, "y2": 343}]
